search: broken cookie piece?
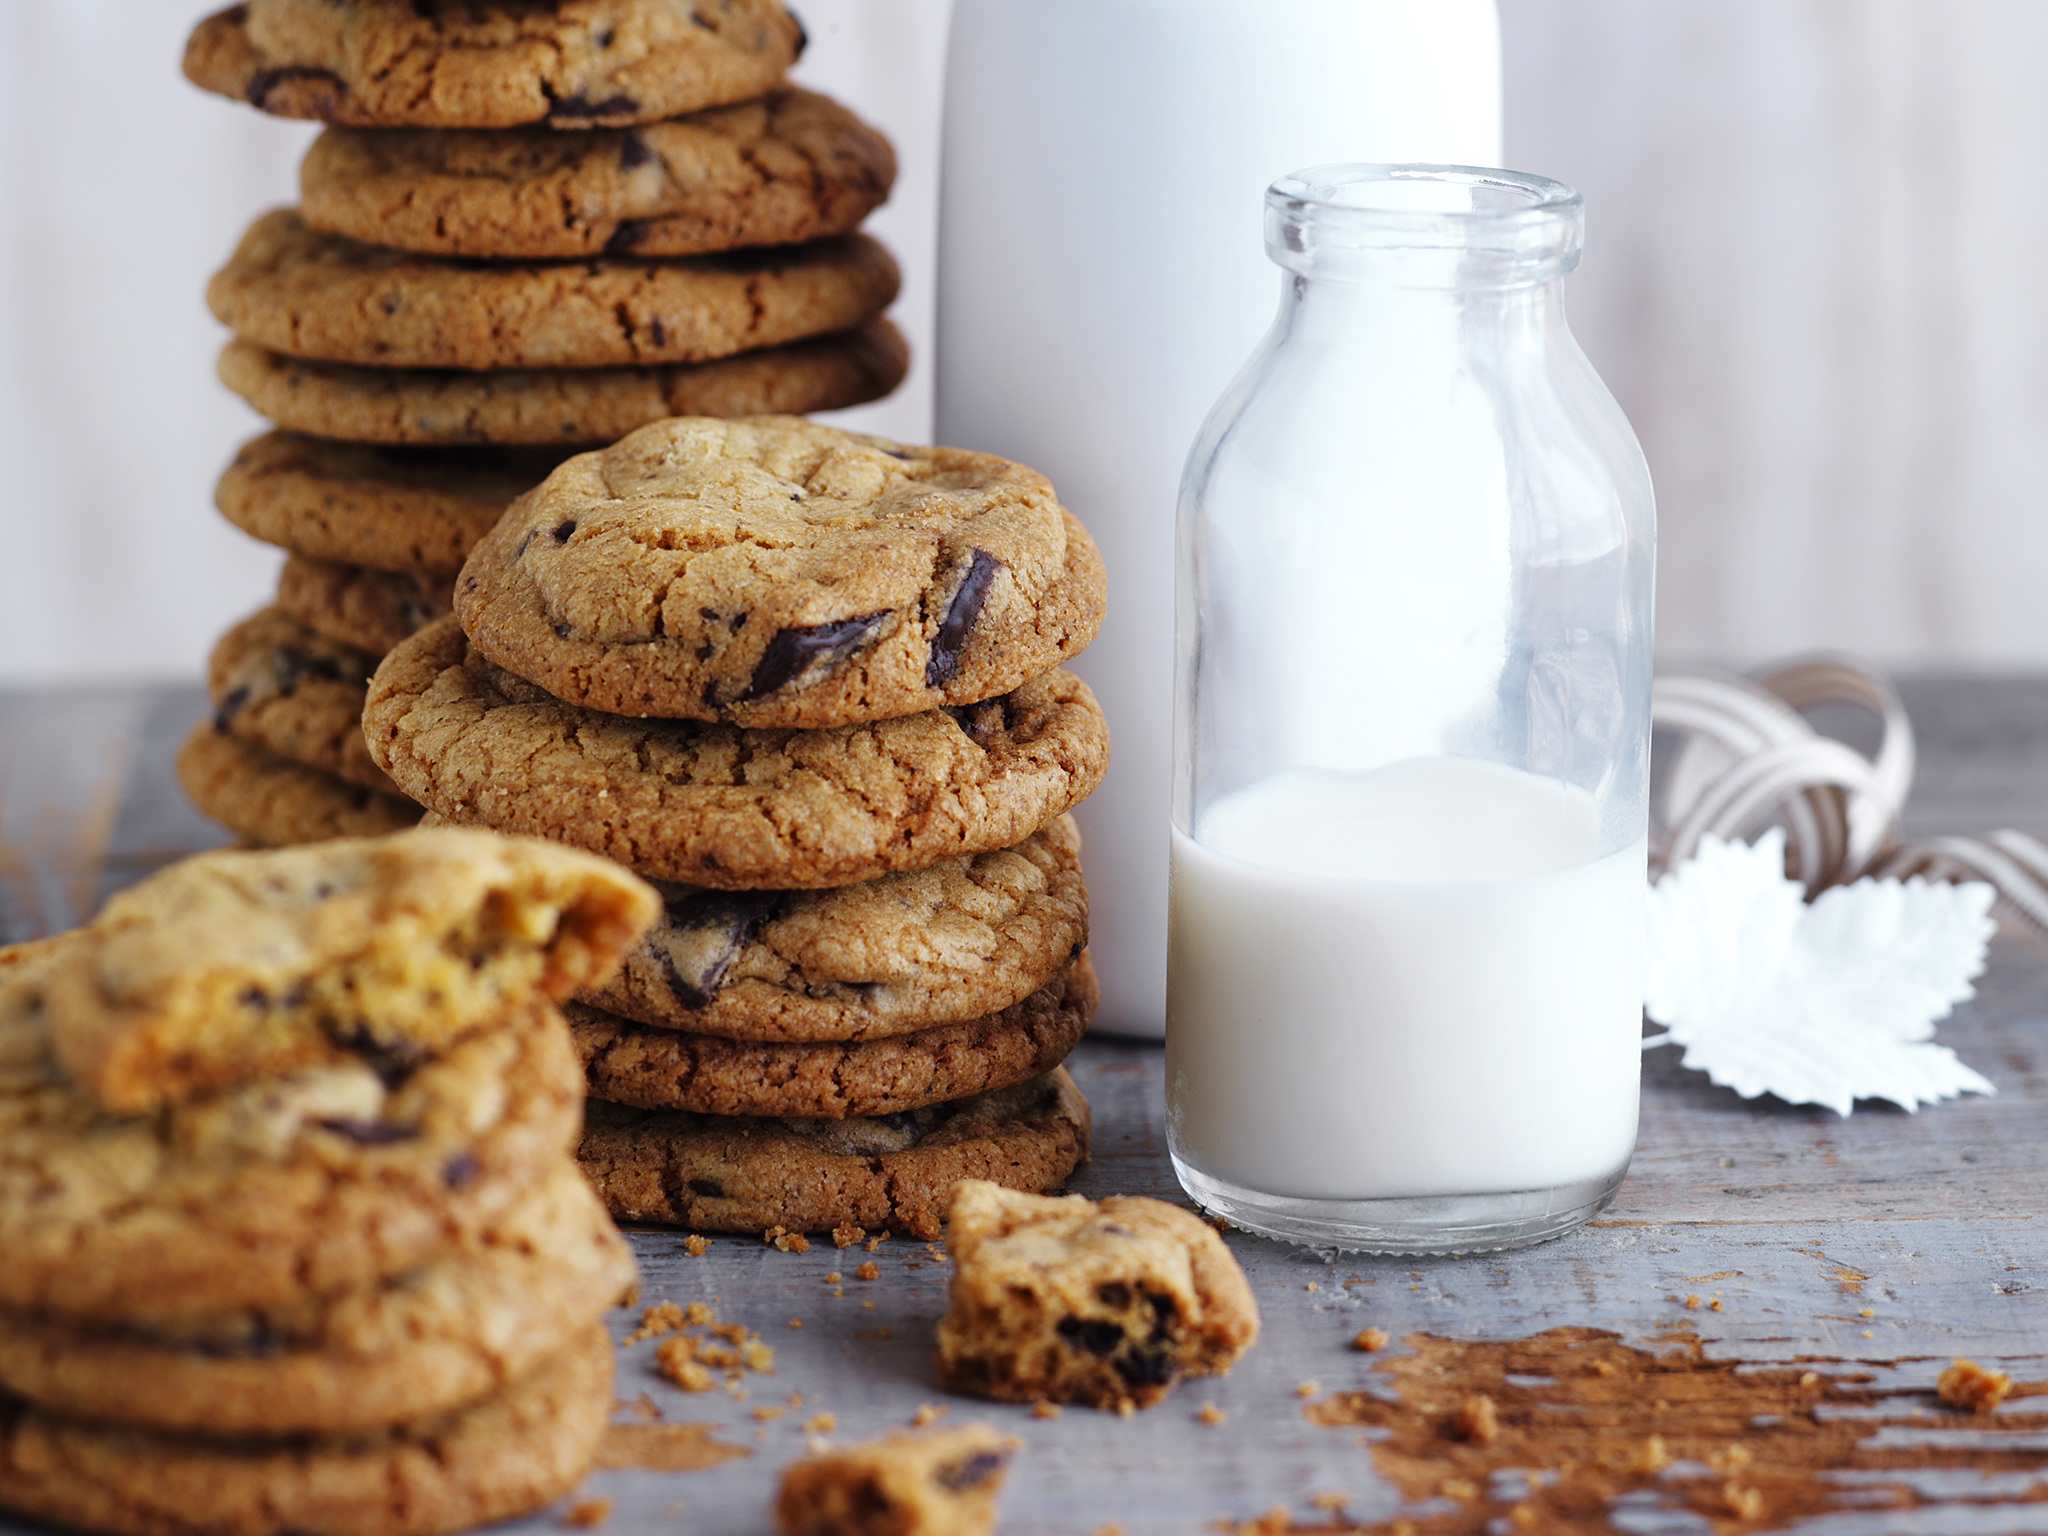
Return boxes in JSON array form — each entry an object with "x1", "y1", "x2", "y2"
[
  {"x1": 934, "y1": 1181, "x2": 1259, "y2": 1410},
  {"x1": 775, "y1": 1423, "x2": 1018, "y2": 1536},
  {"x1": 47, "y1": 827, "x2": 658, "y2": 1113}
]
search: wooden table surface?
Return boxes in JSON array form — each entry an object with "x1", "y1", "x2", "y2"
[{"x1": 2, "y1": 679, "x2": 2044, "y2": 1535}]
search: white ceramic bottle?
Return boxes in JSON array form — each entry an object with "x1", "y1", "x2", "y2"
[{"x1": 933, "y1": 0, "x2": 1504, "y2": 1037}]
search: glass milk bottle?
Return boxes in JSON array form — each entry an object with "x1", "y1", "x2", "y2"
[{"x1": 1167, "y1": 166, "x2": 1654, "y2": 1253}]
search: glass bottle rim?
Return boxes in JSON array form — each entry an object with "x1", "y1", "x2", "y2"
[{"x1": 1266, "y1": 164, "x2": 1583, "y2": 283}]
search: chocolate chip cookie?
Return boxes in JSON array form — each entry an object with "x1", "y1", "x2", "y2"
[
  {"x1": 570, "y1": 954, "x2": 1095, "y2": 1119},
  {"x1": 277, "y1": 555, "x2": 455, "y2": 655},
  {"x1": 217, "y1": 319, "x2": 908, "y2": 444},
  {"x1": 0, "y1": 935, "x2": 582, "y2": 1325},
  {"x1": 217, "y1": 433, "x2": 569, "y2": 576},
  {"x1": 366, "y1": 617, "x2": 1110, "y2": 889},
  {"x1": 934, "y1": 1182, "x2": 1261, "y2": 1411},
  {"x1": 210, "y1": 210, "x2": 898, "y2": 370},
  {"x1": 184, "y1": 0, "x2": 804, "y2": 129},
  {"x1": 177, "y1": 724, "x2": 422, "y2": 848},
  {"x1": 43, "y1": 825, "x2": 656, "y2": 1113},
  {"x1": 580, "y1": 814, "x2": 1086, "y2": 1042},
  {"x1": 579, "y1": 1068, "x2": 1091, "y2": 1239},
  {"x1": 208, "y1": 605, "x2": 393, "y2": 793},
  {"x1": 300, "y1": 85, "x2": 894, "y2": 260},
  {"x1": 0, "y1": 1322, "x2": 614, "y2": 1536},
  {"x1": 455, "y1": 416, "x2": 1107, "y2": 728},
  {"x1": 776, "y1": 1423, "x2": 1017, "y2": 1536},
  {"x1": 0, "y1": 1165, "x2": 632, "y2": 1436}
]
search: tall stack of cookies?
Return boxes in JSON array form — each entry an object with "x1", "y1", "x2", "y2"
[
  {"x1": 364, "y1": 415, "x2": 1112, "y2": 1238},
  {"x1": 0, "y1": 830, "x2": 661, "y2": 1536},
  {"x1": 175, "y1": 0, "x2": 905, "y2": 848}
]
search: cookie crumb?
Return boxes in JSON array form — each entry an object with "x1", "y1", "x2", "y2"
[
  {"x1": 909, "y1": 1403, "x2": 945, "y2": 1427},
  {"x1": 1684, "y1": 1293, "x2": 1701, "y2": 1310},
  {"x1": 1351, "y1": 1327, "x2": 1389, "y2": 1352},
  {"x1": 1114, "y1": 1397, "x2": 1135, "y2": 1418},
  {"x1": 626, "y1": 1302, "x2": 685, "y2": 1344},
  {"x1": 685, "y1": 1302, "x2": 715, "y2": 1326},
  {"x1": 1294, "y1": 1380, "x2": 1319, "y2": 1399},
  {"x1": 1860, "y1": 1308, "x2": 1876, "y2": 1319},
  {"x1": 745, "y1": 1341, "x2": 776, "y2": 1373},
  {"x1": 788, "y1": 1318, "x2": 804, "y2": 1329},
  {"x1": 1029, "y1": 1401, "x2": 1061, "y2": 1420},
  {"x1": 825, "y1": 1272, "x2": 843, "y2": 1285},
  {"x1": 1452, "y1": 1393, "x2": 1499, "y2": 1445},
  {"x1": 804, "y1": 1412, "x2": 838, "y2": 1434},
  {"x1": 1197, "y1": 1403, "x2": 1227, "y2": 1425},
  {"x1": 1311, "y1": 1492, "x2": 1350, "y2": 1511},
  {"x1": 653, "y1": 1340, "x2": 710, "y2": 1390},
  {"x1": 861, "y1": 1300, "x2": 876, "y2": 1310},
  {"x1": 1709, "y1": 1298, "x2": 1723, "y2": 1311},
  {"x1": 1305, "y1": 1282, "x2": 1318, "y2": 1292},
  {"x1": 560, "y1": 1497, "x2": 613, "y2": 1529},
  {"x1": 1937, "y1": 1358, "x2": 2012, "y2": 1413},
  {"x1": 831, "y1": 1223, "x2": 866, "y2": 1249},
  {"x1": 856, "y1": 1261, "x2": 881, "y2": 1281},
  {"x1": 865, "y1": 1234, "x2": 887, "y2": 1251},
  {"x1": 751, "y1": 1406, "x2": 785, "y2": 1422},
  {"x1": 832, "y1": 1287, "x2": 844, "y2": 1298},
  {"x1": 765, "y1": 1225, "x2": 811, "y2": 1253},
  {"x1": 682, "y1": 1234, "x2": 709, "y2": 1257},
  {"x1": 1862, "y1": 1329, "x2": 1874, "y2": 1338}
]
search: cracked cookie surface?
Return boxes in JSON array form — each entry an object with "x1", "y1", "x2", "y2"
[
  {"x1": 277, "y1": 555, "x2": 456, "y2": 656},
  {"x1": 0, "y1": 1322, "x2": 614, "y2": 1536},
  {"x1": 577, "y1": 813, "x2": 1086, "y2": 1042},
  {"x1": 218, "y1": 433, "x2": 572, "y2": 576},
  {"x1": 579, "y1": 1067, "x2": 1090, "y2": 1239},
  {"x1": 217, "y1": 319, "x2": 908, "y2": 445},
  {"x1": 0, "y1": 936, "x2": 582, "y2": 1325},
  {"x1": 454, "y1": 416, "x2": 1106, "y2": 728},
  {"x1": 570, "y1": 953, "x2": 1095, "y2": 1119},
  {"x1": 207, "y1": 605, "x2": 393, "y2": 793},
  {"x1": 301, "y1": 85, "x2": 893, "y2": 259},
  {"x1": 366, "y1": 617, "x2": 1109, "y2": 889},
  {"x1": 184, "y1": 0, "x2": 803, "y2": 129},
  {"x1": 0, "y1": 1164, "x2": 632, "y2": 1436},
  {"x1": 178, "y1": 723, "x2": 421, "y2": 848},
  {"x1": 210, "y1": 210, "x2": 897, "y2": 371},
  {"x1": 934, "y1": 1182, "x2": 1261, "y2": 1410}
]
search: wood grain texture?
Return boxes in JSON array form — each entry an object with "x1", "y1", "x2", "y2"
[{"x1": 0, "y1": 679, "x2": 2042, "y2": 1533}]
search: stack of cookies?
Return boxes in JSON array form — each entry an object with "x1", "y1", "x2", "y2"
[
  {"x1": 177, "y1": 0, "x2": 905, "y2": 847},
  {"x1": 0, "y1": 828, "x2": 661, "y2": 1536},
  {"x1": 363, "y1": 415, "x2": 1112, "y2": 1238}
]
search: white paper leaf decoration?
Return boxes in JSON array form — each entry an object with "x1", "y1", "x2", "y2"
[{"x1": 1643, "y1": 829, "x2": 1998, "y2": 1116}]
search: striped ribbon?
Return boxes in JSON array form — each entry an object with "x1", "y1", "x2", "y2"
[{"x1": 1651, "y1": 658, "x2": 2048, "y2": 938}]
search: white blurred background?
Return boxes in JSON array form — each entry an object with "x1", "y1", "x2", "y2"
[{"x1": 2, "y1": 0, "x2": 2044, "y2": 684}]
